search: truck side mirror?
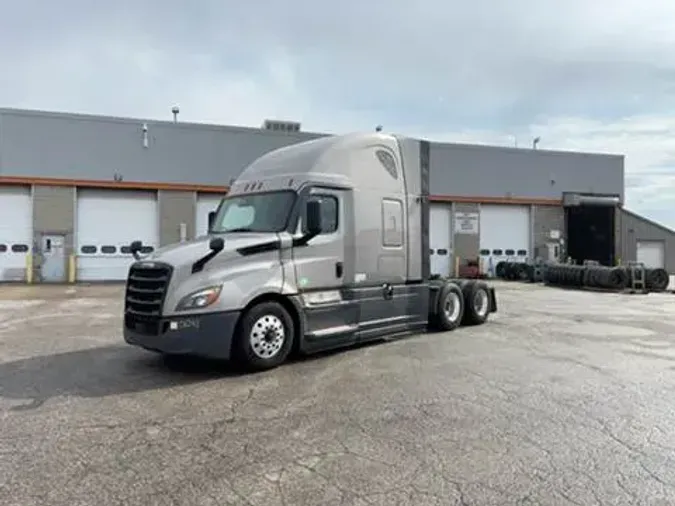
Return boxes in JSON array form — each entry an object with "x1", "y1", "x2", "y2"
[
  {"x1": 305, "y1": 200, "x2": 323, "y2": 236},
  {"x1": 207, "y1": 211, "x2": 216, "y2": 231},
  {"x1": 129, "y1": 240, "x2": 143, "y2": 260},
  {"x1": 209, "y1": 237, "x2": 224, "y2": 252}
]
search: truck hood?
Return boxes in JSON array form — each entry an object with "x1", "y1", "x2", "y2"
[{"x1": 144, "y1": 233, "x2": 279, "y2": 267}]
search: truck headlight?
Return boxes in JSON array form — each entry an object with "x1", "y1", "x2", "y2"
[{"x1": 175, "y1": 286, "x2": 222, "y2": 311}]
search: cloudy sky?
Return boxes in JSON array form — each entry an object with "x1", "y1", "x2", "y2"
[{"x1": 2, "y1": 0, "x2": 675, "y2": 226}]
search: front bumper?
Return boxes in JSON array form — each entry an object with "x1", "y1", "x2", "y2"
[{"x1": 124, "y1": 310, "x2": 240, "y2": 360}]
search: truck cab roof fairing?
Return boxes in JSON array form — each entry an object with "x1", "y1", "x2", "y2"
[{"x1": 230, "y1": 133, "x2": 406, "y2": 194}]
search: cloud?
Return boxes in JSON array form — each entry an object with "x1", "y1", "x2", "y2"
[{"x1": 2, "y1": 1, "x2": 675, "y2": 226}]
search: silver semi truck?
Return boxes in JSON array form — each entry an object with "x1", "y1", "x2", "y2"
[{"x1": 123, "y1": 132, "x2": 498, "y2": 371}]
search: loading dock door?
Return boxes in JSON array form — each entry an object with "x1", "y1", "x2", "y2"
[
  {"x1": 565, "y1": 204, "x2": 615, "y2": 266},
  {"x1": 479, "y1": 204, "x2": 531, "y2": 275},
  {"x1": 0, "y1": 186, "x2": 33, "y2": 281},
  {"x1": 637, "y1": 241, "x2": 665, "y2": 269},
  {"x1": 76, "y1": 189, "x2": 159, "y2": 281}
]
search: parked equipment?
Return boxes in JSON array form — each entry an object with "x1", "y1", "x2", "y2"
[
  {"x1": 633, "y1": 266, "x2": 670, "y2": 291},
  {"x1": 122, "y1": 132, "x2": 498, "y2": 371}
]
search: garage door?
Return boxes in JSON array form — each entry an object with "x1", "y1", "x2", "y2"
[
  {"x1": 76, "y1": 189, "x2": 159, "y2": 281},
  {"x1": 430, "y1": 204, "x2": 452, "y2": 277},
  {"x1": 480, "y1": 204, "x2": 530, "y2": 276},
  {"x1": 0, "y1": 186, "x2": 32, "y2": 281},
  {"x1": 637, "y1": 240, "x2": 665, "y2": 268},
  {"x1": 195, "y1": 194, "x2": 225, "y2": 238}
]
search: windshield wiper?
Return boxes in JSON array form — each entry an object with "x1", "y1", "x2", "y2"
[{"x1": 223, "y1": 227, "x2": 256, "y2": 233}]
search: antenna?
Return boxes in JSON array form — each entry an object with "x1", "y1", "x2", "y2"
[{"x1": 171, "y1": 105, "x2": 180, "y2": 123}]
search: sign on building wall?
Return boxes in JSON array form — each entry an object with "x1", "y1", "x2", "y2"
[{"x1": 454, "y1": 212, "x2": 479, "y2": 235}]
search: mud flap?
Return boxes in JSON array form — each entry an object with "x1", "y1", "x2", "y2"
[{"x1": 488, "y1": 287, "x2": 498, "y2": 313}]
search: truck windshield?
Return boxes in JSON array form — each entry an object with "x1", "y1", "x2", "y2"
[{"x1": 210, "y1": 190, "x2": 296, "y2": 233}]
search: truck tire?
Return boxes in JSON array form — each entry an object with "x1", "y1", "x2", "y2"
[
  {"x1": 430, "y1": 282, "x2": 464, "y2": 331},
  {"x1": 461, "y1": 280, "x2": 491, "y2": 326},
  {"x1": 233, "y1": 301, "x2": 295, "y2": 372}
]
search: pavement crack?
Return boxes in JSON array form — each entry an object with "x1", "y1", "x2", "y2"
[
  {"x1": 638, "y1": 461, "x2": 675, "y2": 489},
  {"x1": 616, "y1": 475, "x2": 639, "y2": 505}
]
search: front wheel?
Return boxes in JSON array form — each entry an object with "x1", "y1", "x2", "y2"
[{"x1": 233, "y1": 301, "x2": 295, "y2": 371}]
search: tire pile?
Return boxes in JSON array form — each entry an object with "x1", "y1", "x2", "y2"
[
  {"x1": 495, "y1": 260, "x2": 670, "y2": 292},
  {"x1": 495, "y1": 261, "x2": 544, "y2": 283},
  {"x1": 495, "y1": 261, "x2": 533, "y2": 281},
  {"x1": 543, "y1": 264, "x2": 670, "y2": 292}
]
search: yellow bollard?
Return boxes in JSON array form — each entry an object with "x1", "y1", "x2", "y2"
[
  {"x1": 25, "y1": 253, "x2": 33, "y2": 284},
  {"x1": 68, "y1": 254, "x2": 76, "y2": 283}
]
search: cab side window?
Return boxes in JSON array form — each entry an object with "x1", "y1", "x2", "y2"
[{"x1": 303, "y1": 195, "x2": 339, "y2": 235}]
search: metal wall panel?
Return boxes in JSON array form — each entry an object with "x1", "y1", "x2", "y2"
[
  {"x1": 430, "y1": 142, "x2": 624, "y2": 202},
  {"x1": 158, "y1": 190, "x2": 195, "y2": 246},
  {"x1": 0, "y1": 108, "x2": 324, "y2": 185},
  {"x1": 532, "y1": 205, "x2": 565, "y2": 260},
  {"x1": 1, "y1": 108, "x2": 624, "y2": 203}
]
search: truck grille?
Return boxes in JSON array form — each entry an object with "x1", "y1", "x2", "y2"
[{"x1": 124, "y1": 262, "x2": 172, "y2": 335}]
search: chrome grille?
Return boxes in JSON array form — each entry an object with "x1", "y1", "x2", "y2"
[{"x1": 124, "y1": 262, "x2": 172, "y2": 334}]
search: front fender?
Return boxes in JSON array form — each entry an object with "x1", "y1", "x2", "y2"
[{"x1": 164, "y1": 260, "x2": 287, "y2": 317}]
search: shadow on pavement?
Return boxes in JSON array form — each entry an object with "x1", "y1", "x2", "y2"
[
  {"x1": 0, "y1": 337, "x2": 394, "y2": 411},
  {"x1": 0, "y1": 345, "x2": 239, "y2": 410}
]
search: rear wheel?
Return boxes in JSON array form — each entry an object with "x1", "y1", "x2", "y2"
[
  {"x1": 233, "y1": 301, "x2": 295, "y2": 371},
  {"x1": 430, "y1": 282, "x2": 465, "y2": 331},
  {"x1": 461, "y1": 281, "x2": 491, "y2": 325}
]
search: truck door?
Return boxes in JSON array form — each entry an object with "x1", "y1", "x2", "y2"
[{"x1": 292, "y1": 188, "x2": 357, "y2": 343}]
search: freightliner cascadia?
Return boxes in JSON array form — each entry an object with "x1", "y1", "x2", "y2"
[{"x1": 123, "y1": 132, "x2": 497, "y2": 371}]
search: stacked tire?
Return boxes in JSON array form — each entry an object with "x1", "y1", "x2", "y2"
[
  {"x1": 495, "y1": 261, "x2": 535, "y2": 282},
  {"x1": 543, "y1": 264, "x2": 586, "y2": 287},
  {"x1": 583, "y1": 266, "x2": 629, "y2": 290},
  {"x1": 543, "y1": 263, "x2": 670, "y2": 293}
]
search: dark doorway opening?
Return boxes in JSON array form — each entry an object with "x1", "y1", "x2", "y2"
[{"x1": 565, "y1": 205, "x2": 615, "y2": 266}]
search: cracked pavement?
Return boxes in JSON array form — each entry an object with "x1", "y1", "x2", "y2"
[{"x1": 2, "y1": 281, "x2": 675, "y2": 505}]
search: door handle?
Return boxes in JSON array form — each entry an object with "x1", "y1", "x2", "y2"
[
  {"x1": 335, "y1": 261, "x2": 343, "y2": 278},
  {"x1": 382, "y1": 283, "x2": 394, "y2": 299}
]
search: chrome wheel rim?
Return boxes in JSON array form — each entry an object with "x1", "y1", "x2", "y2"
[
  {"x1": 474, "y1": 289, "x2": 489, "y2": 317},
  {"x1": 250, "y1": 314, "x2": 285, "y2": 359},
  {"x1": 443, "y1": 292, "x2": 461, "y2": 322}
]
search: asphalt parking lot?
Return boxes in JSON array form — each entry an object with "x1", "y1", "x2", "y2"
[{"x1": 2, "y1": 282, "x2": 675, "y2": 505}]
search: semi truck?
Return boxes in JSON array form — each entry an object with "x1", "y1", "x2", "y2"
[{"x1": 123, "y1": 132, "x2": 498, "y2": 371}]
